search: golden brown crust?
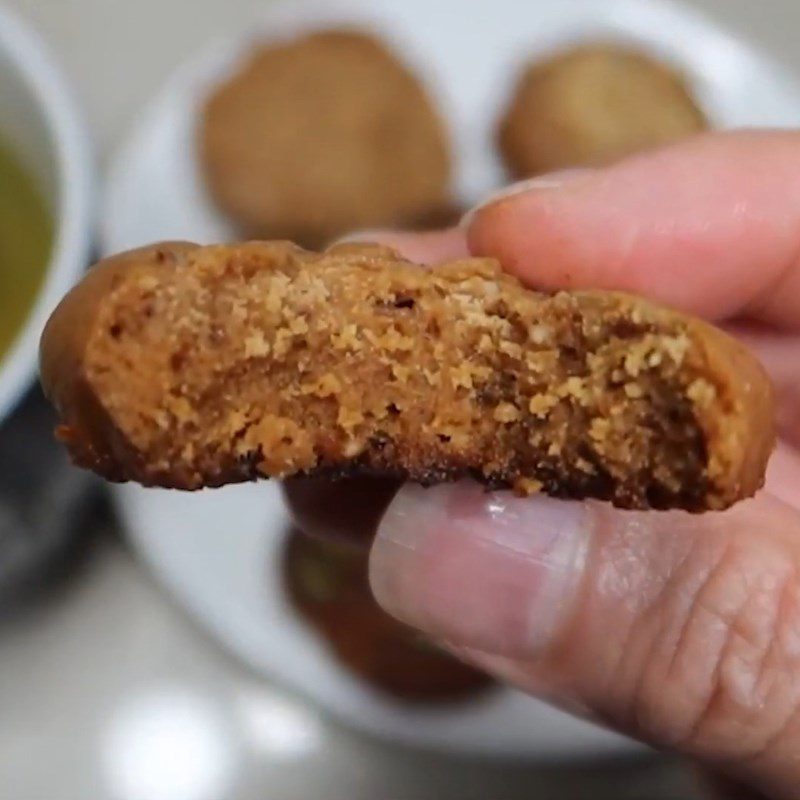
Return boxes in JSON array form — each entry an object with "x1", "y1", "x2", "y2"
[
  {"x1": 200, "y1": 30, "x2": 451, "y2": 247},
  {"x1": 681, "y1": 320, "x2": 774, "y2": 512},
  {"x1": 40, "y1": 240, "x2": 774, "y2": 511},
  {"x1": 497, "y1": 44, "x2": 709, "y2": 177},
  {"x1": 40, "y1": 242, "x2": 202, "y2": 483}
]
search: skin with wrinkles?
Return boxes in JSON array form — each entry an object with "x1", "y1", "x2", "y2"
[{"x1": 370, "y1": 486, "x2": 800, "y2": 797}]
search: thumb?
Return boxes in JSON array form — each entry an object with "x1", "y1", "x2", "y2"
[{"x1": 370, "y1": 484, "x2": 800, "y2": 798}]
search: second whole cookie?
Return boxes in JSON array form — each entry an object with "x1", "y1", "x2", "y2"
[
  {"x1": 497, "y1": 43, "x2": 709, "y2": 178},
  {"x1": 200, "y1": 30, "x2": 453, "y2": 247}
]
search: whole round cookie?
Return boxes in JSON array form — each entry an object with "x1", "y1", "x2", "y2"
[
  {"x1": 497, "y1": 43, "x2": 708, "y2": 177},
  {"x1": 201, "y1": 30, "x2": 451, "y2": 247}
]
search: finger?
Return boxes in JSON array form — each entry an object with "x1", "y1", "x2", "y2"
[
  {"x1": 764, "y1": 442, "x2": 800, "y2": 510},
  {"x1": 282, "y1": 476, "x2": 399, "y2": 545},
  {"x1": 370, "y1": 484, "x2": 800, "y2": 798},
  {"x1": 467, "y1": 130, "x2": 800, "y2": 329},
  {"x1": 339, "y1": 227, "x2": 467, "y2": 264}
]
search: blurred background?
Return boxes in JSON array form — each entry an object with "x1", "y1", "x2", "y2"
[{"x1": 1, "y1": 1, "x2": 799, "y2": 798}]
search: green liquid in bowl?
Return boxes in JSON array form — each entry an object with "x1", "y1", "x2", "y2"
[{"x1": 0, "y1": 137, "x2": 52, "y2": 358}]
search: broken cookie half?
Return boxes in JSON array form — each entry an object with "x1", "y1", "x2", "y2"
[{"x1": 40, "y1": 241, "x2": 774, "y2": 511}]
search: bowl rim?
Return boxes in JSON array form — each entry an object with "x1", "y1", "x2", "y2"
[{"x1": 0, "y1": 5, "x2": 94, "y2": 425}]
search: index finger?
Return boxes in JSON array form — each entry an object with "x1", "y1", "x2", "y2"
[{"x1": 468, "y1": 130, "x2": 800, "y2": 330}]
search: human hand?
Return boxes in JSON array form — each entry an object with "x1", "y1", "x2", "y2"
[{"x1": 285, "y1": 131, "x2": 800, "y2": 798}]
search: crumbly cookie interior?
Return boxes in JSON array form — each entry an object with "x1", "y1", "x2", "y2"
[{"x1": 75, "y1": 241, "x2": 756, "y2": 510}]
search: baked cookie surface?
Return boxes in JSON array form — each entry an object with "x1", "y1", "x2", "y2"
[
  {"x1": 40, "y1": 240, "x2": 773, "y2": 511},
  {"x1": 498, "y1": 44, "x2": 709, "y2": 177},
  {"x1": 201, "y1": 30, "x2": 451, "y2": 247}
]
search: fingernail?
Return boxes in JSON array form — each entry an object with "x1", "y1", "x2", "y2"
[
  {"x1": 460, "y1": 168, "x2": 592, "y2": 229},
  {"x1": 369, "y1": 483, "x2": 591, "y2": 658},
  {"x1": 330, "y1": 229, "x2": 393, "y2": 245}
]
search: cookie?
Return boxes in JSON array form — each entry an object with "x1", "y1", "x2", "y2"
[
  {"x1": 284, "y1": 529, "x2": 492, "y2": 702},
  {"x1": 200, "y1": 30, "x2": 451, "y2": 247},
  {"x1": 498, "y1": 44, "x2": 709, "y2": 177},
  {"x1": 40, "y1": 240, "x2": 774, "y2": 511}
]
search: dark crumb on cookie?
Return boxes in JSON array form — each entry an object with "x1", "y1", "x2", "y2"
[{"x1": 40, "y1": 240, "x2": 774, "y2": 512}]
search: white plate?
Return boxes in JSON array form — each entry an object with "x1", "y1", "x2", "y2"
[
  {"x1": 0, "y1": 6, "x2": 95, "y2": 426},
  {"x1": 105, "y1": 0, "x2": 800, "y2": 758},
  {"x1": 115, "y1": 481, "x2": 635, "y2": 758}
]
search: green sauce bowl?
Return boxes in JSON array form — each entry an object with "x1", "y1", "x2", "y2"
[{"x1": 0, "y1": 6, "x2": 94, "y2": 424}]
